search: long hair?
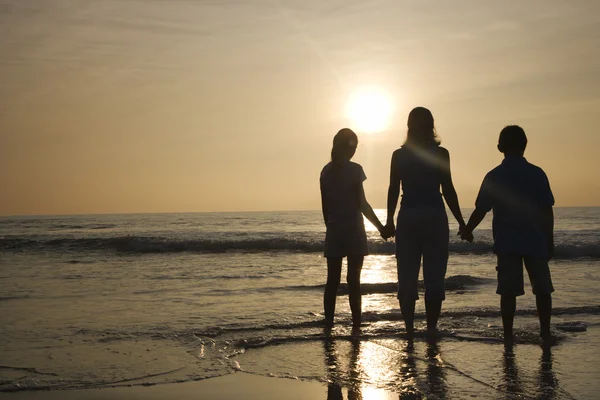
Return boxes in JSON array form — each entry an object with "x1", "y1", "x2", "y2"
[
  {"x1": 404, "y1": 107, "x2": 441, "y2": 148},
  {"x1": 331, "y1": 128, "x2": 358, "y2": 165}
]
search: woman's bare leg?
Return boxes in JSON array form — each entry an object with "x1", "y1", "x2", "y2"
[{"x1": 399, "y1": 298, "x2": 416, "y2": 336}]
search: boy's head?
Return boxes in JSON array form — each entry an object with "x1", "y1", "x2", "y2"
[{"x1": 498, "y1": 125, "x2": 527, "y2": 156}]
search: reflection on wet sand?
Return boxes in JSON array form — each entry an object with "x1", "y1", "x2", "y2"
[
  {"x1": 424, "y1": 339, "x2": 448, "y2": 399},
  {"x1": 501, "y1": 343, "x2": 523, "y2": 399},
  {"x1": 501, "y1": 342, "x2": 559, "y2": 400},
  {"x1": 397, "y1": 341, "x2": 418, "y2": 398},
  {"x1": 537, "y1": 344, "x2": 558, "y2": 400},
  {"x1": 323, "y1": 331, "x2": 561, "y2": 399},
  {"x1": 323, "y1": 331, "x2": 452, "y2": 399},
  {"x1": 396, "y1": 338, "x2": 448, "y2": 399},
  {"x1": 324, "y1": 331, "x2": 362, "y2": 400}
]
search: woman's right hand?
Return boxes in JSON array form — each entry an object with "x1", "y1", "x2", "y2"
[{"x1": 382, "y1": 222, "x2": 395, "y2": 240}]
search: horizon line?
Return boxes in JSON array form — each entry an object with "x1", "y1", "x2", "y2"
[{"x1": 1, "y1": 205, "x2": 599, "y2": 218}]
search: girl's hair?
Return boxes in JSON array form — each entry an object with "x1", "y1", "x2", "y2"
[
  {"x1": 404, "y1": 106, "x2": 441, "y2": 147},
  {"x1": 331, "y1": 128, "x2": 358, "y2": 165}
]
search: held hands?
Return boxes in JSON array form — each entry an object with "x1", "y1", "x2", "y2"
[
  {"x1": 379, "y1": 222, "x2": 395, "y2": 241},
  {"x1": 458, "y1": 223, "x2": 474, "y2": 243}
]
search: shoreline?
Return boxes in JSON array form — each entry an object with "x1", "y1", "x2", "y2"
[
  {"x1": 3, "y1": 373, "x2": 393, "y2": 400},
  {"x1": 3, "y1": 321, "x2": 599, "y2": 399}
]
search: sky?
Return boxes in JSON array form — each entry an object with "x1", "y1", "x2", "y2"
[{"x1": 1, "y1": 0, "x2": 599, "y2": 215}]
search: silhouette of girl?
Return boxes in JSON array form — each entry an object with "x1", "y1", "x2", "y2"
[
  {"x1": 385, "y1": 107, "x2": 466, "y2": 335},
  {"x1": 320, "y1": 128, "x2": 386, "y2": 327}
]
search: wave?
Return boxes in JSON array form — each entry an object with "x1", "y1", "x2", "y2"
[
  {"x1": 198, "y1": 304, "x2": 600, "y2": 338},
  {"x1": 0, "y1": 295, "x2": 31, "y2": 302},
  {"x1": 285, "y1": 275, "x2": 494, "y2": 295},
  {"x1": 66, "y1": 305, "x2": 600, "y2": 343},
  {"x1": 48, "y1": 224, "x2": 116, "y2": 230},
  {"x1": 1, "y1": 236, "x2": 599, "y2": 258}
]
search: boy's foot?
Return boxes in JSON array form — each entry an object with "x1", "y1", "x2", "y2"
[{"x1": 540, "y1": 333, "x2": 558, "y2": 347}]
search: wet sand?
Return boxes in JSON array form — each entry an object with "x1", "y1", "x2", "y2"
[
  {"x1": 4, "y1": 373, "x2": 389, "y2": 400},
  {"x1": 5, "y1": 322, "x2": 600, "y2": 399}
]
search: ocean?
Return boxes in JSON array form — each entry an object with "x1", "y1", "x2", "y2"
[{"x1": 1, "y1": 208, "x2": 599, "y2": 398}]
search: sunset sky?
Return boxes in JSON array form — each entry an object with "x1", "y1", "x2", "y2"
[{"x1": 1, "y1": 0, "x2": 599, "y2": 215}]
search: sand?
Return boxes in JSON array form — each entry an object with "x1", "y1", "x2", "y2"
[
  {"x1": 3, "y1": 320, "x2": 600, "y2": 399},
  {"x1": 3, "y1": 373, "x2": 396, "y2": 400}
]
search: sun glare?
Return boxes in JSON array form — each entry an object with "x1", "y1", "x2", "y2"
[{"x1": 345, "y1": 89, "x2": 393, "y2": 133}]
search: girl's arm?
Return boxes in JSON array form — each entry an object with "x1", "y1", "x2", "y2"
[
  {"x1": 359, "y1": 183, "x2": 385, "y2": 232},
  {"x1": 439, "y1": 148, "x2": 466, "y2": 228}
]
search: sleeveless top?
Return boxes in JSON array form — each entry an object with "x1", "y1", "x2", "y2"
[{"x1": 393, "y1": 145, "x2": 446, "y2": 209}]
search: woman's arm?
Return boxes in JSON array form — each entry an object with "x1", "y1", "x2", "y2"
[
  {"x1": 439, "y1": 148, "x2": 466, "y2": 228},
  {"x1": 386, "y1": 151, "x2": 401, "y2": 231}
]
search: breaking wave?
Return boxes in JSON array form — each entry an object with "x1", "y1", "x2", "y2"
[{"x1": 1, "y1": 236, "x2": 599, "y2": 258}]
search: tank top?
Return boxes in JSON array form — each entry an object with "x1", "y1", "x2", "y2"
[{"x1": 394, "y1": 145, "x2": 445, "y2": 209}]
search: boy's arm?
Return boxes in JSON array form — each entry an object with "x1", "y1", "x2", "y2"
[
  {"x1": 541, "y1": 206, "x2": 554, "y2": 260},
  {"x1": 538, "y1": 171, "x2": 555, "y2": 260},
  {"x1": 462, "y1": 173, "x2": 493, "y2": 241},
  {"x1": 462, "y1": 208, "x2": 487, "y2": 240}
]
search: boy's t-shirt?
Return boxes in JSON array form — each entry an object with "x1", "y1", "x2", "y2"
[
  {"x1": 475, "y1": 156, "x2": 554, "y2": 257},
  {"x1": 320, "y1": 161, "x2": 366, "y2": 227}
]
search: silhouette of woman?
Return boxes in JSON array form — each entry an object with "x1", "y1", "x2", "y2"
[
  {"x1": 320, "y1": 128, "x2": 386, "y2": 327},
  {"x1": 385, "y1": 107, "x2": 466, "y2": 335}
]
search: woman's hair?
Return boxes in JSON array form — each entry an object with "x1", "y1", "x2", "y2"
[
  {"x1": 404, "y1": 106, "x2": 441, "y2": 147},
  {"x1": 331, "y1": 128, "x2": 358, "y2": 165}
]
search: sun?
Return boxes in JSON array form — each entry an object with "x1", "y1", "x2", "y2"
[{"x1": 345, "y1": 89, "x2": 393, "y2": 133}]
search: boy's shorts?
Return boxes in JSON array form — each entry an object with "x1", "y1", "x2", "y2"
[{"x1": 496, "y1": 254, "x2": 554, "y2": 296}]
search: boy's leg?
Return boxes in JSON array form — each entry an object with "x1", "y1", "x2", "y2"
[
  {"x1": 324, "y1": 257, "x2": 343, "y2": 326},
  {"x1": 536, "y1": 294, "x2": 552, "y2": 337},
  {"x1": 496, "y1": 254, "x2": 525, "y2": 341},
  {"x1": 501, "y1": 295, "x2": 517, "y2": 340},
  {"x1": 524, "y1": 256, "x2": 555, "y2": 337},
  {"x1": 347, "y1": 255, "x2": 364, "y2": 327}
]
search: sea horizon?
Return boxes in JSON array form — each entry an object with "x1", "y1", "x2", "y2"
[{"x1": 2, "y1": 205, "x2": 599, "y2": 218}]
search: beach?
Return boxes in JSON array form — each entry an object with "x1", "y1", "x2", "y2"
[
  {"x1": 6, "y1": 374, "x2": 334, "y2": 400},
  {"x1": 4, "y1": 325, "x2": 600, "y2": 399},
  {"x1": 1, "y1": 209, "x2": 599, "y2": 398}
]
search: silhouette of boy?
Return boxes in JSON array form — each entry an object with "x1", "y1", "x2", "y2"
[{"x1": 461, "y1": 125, "x2": 555, "y2": 342}]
